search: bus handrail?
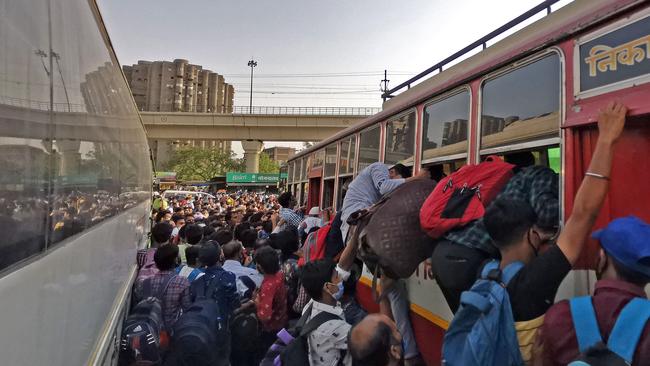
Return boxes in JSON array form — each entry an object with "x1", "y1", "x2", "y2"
[{"x1": 381, "y1": 0, "x2": 560, "y2": 101}]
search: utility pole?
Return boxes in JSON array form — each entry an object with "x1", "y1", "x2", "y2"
[
  {"x1": 380, "y1": 69, "x2": 390, "y2": 102},
  {"x1": 247, "y1": 59, "x2": 257, "y2": 114}
]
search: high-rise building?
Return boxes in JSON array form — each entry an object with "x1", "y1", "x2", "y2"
[
  {"x1": 263, "y1": 146, "x2": 296, "y2": 164},
  {"x1": 122, "y1": 59, "x2": 235, "y2": 169},
  {"x1": 122, "y1": 59, "x2": 234, "y2": 113}
]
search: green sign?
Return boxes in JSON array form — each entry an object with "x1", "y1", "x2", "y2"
[
  {"x1": 226, "y1": 172, "x2": 281, "y2": 184},
  {"x1": 280, "y1": 172, "x2": 288, "y2": 179},
  {"x1": 155, "y1": 171, "x2": 177, "y2": 182}
]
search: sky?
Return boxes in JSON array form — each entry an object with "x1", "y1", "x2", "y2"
[{"x1": 98, "y1": 0, "x2": 573, "y2": 156}]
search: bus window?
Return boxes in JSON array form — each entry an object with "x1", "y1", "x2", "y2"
[
  {"x1": 293, "y1": 158, "x2": 302, "y2": 182},
  {"x1": 423, "y1": 159, "x2": 467, "y2": 181},
  {"x1": 358, "y1": 126, "x2": 380, "y2": 171},
  {"x1": 323, "y1": 179, "x2": 335, "y2": 209},
  {"x1": 338, "y1": 137, "x2": 356, "y2": 176},
  {"x1": 485, "y1": 145, "x2": 560, "y2": 173},
  {"x1": 303, "y1": 155, "x2": 310, "y2": 180},
  {"x1": 324, "y1": 144, "x2": 337, "y2": 178},
  {"x1": 421, "y1": 90, "x2": 470, "y2": 164},
  {"x1": 385, "y1": 111, "x2": 416, "y2": 165},
  {"x1": 337, "y1": 176, "x2": 353, "y2": 210},
  {"x1": 480, "y1": 53, "x2": 560, "y2": 151},
  {"x1": 287, "y1": 162, "x2": 294, "y2": 184},
  {"x1": 312, "y1": 149, "x2": 325, "y2": 170}
]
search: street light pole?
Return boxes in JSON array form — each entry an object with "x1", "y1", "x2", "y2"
[{"x1": 247, "y1": 59, "x2": 257, "y2": 114}]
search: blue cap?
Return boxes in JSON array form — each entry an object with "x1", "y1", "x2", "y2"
[{"x1": 592, "y1": 216, "x2": 650, "y2": 278}]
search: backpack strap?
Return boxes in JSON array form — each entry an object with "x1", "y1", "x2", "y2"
[
  {"x1": 501, "y1": 261, "x2": 524, "y2": 285},
  {"x1": 569, "y1": 296, "x2": 603, "y2": 353},
  {"x1": 299, "y1": 311, "x2": 342, "y2": 337},
  {"x1": 479, "y1": 260, "x2": 523, "y2": 285},
  {"x1": 606, "y1": 297, "x2": 650, "y2": 363}
]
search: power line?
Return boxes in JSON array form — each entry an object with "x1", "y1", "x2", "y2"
[{"x1": 235, "y1": 89, "x2": 378, "y2": 95}]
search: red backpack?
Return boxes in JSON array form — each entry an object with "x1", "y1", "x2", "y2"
[
  {"x1": 298, "y1": 222, "x2": 332, "y2": 267},
  {"x1": 420, "y1": 156, "x2": 515, "y2": 239}
]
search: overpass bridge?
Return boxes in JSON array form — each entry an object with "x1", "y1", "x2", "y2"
[
  {"x1": 0, "y1": 98, "x2": 377, "y2": 173},
  {"x1": 141, "y1": 106, "x2": 377, "y2": 171}
]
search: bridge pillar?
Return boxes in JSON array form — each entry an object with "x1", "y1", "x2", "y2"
[
  {"x1": 241, "y1": 140, "x2": 264, "y2": 173},
  {"x1": 56, "y1": 139, "x2": 81, "y2": 176}
]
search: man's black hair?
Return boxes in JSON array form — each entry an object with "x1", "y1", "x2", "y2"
[
  {"x1": 234, "y1": 222, "x2": 252, "y2": 241},
  {"x1": 270, "y1": 230, "x2": 299, "y2": 260},
  {"x1": 185, "y1": 245, "x2": 200, "y2": 267},
  {"x1": 254, "y1": 246, "x2": 280, "y2": 274},
  {"x1": 390, "y1": 163, "x2": 412, "y2": 178},
  {"x1": 484, "y1": 198, "x2": 537, "y2": 249},
  {"x1": 154, "y1": 244, "x2": 179, "y2": 271},
  {"x1": 171, "y1": 214, "x2": 184, "y2": 223},
  {"x1": 278, "y1": 192, "x2": 294, "y2": 208},
  {"x1": 349, "y1": 321, "x2": 392, "y2": 366},
  {"x1": 240, "y1": 228, "x2": 258, "y2": 249},
  {"x1": 151, "y1": 222, "x2": 173, "y2": 244},
  {"x1": 504, "y1": 151, "x2": 535, "y2": 168},
  {"x1": 214, "y1": 229, "x2": 234, "y2": 246},
  {"x1": 185, "y1": 224, "x2": 203, "y2": 245},
  {"x1": 301, "y1": 259, "x2": 335, "y2": 301},
  {"x1": 202, "y1": 224, "x2": 216, "y2": 237},
  {"x1": 610, "y1": 256, "x2": 650, "y2": 287},
  {"x1": 198, "y1": 240, "x2": 221, "y2": 267},
  {"x1": 249, "y1": 211, "x2": 264, "y2": 224}
]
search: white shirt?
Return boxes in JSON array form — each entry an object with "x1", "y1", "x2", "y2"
[
  {"x1": 301, "y1": 216, "x2": 322, "y2": 233},
  {"x1": 303, "y1": 299, "x2": 352, "y2": 366},
  {"x1": 222, "y1": 259, "x2": 263, "y2": 297}
]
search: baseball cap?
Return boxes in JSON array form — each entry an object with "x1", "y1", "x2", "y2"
[
  {"x1": 308, "y1": 207, "x2": 320, "y2": 216},
  {"x1": 592, "y1": 216, "x2": 650, "y2": 277}
]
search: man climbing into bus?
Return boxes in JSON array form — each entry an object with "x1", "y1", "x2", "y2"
[
  {"x1": 539, "y1": 216, "x2": 650, "y2": 365},
  {"x1": 432, "y1": 150, "x2": 559, "y2": 314},
  {"x1": 339, "y1": 162, "x2": 428, "y2": 366},
  {"x1": 446, "y1": 101, "x2": 627, "y2": 364}
]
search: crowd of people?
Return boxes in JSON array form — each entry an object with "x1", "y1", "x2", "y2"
[{"x1": 122, "y1": 101, "x2": 649, "y2": 366}]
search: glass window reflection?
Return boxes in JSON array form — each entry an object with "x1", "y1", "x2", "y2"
[
  {"x1": 324, "y1": 144, "x2": 337, "y2": 177},
  {"x1": 480, "y1": 54, "x2": 560, "y2": 150},
  {"x1": 384, "y1": 112, "x2": 416, "y2": 165},
  {"x1": 358, "y1": 127, "x2": 380, "y2": 171},
  {"x1": 421, "y1": 91, "x2": 470, "y2": 162}
]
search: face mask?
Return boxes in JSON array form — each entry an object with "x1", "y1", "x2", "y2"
[{"x1": 329, "y1": 281, "x2": 344, "y2": 301}]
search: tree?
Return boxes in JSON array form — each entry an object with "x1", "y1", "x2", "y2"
[
  {"x1": 258, "y1": 152, "x2": 280, "y2": 174},
  {"x1": 164, "y1": 146, "x2": 244, "y2": 181}
]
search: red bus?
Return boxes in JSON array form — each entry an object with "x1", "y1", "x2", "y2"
[{"x1": 286, "y1": 0, "x2": 650, "y2": 363}]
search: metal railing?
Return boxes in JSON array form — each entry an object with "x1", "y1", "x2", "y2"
[
  {"x1": 232, "y1": 105, "x2": 380, "y2": 116},
  {"x1": 0, "y1": 95, "x2": 86, "y2": 112},
  {"x1": 382, "y1": 0, "x2": 560, "y2": 100}
]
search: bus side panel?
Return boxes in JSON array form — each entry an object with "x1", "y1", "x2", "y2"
[
  {"x1": 566, "y1": 117, "x2": 650, "y2": 268},
  {"x1": 356, "y1": 282, "x2": 445, "y2": 365}
]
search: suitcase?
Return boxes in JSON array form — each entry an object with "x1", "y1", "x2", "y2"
[{"x1": 348, "y1": 178, "x2": 437, "y2": 280}]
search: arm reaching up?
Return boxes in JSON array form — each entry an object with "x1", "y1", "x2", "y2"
[{"x1": 557, "y1": 101, "x2": 627, "y2": 265}]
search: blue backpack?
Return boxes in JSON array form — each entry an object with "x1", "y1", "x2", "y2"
[
  {"x1": 442, "y1": 260, "x2": 524, "y2": 366},
  {"x1": 568, "y1": 296, "x2": 650, "y2": 365}
]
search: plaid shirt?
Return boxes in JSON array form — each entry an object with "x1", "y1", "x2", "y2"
[
  {"x1": 280, "y1": 207, "x2": 303, "y2": 229},
  {"x1": 445, "y1": 165, "x2": 559, "y2": 257},
  {"x1": 134, "y1": 270, "x2": 191, "y2": 328}
]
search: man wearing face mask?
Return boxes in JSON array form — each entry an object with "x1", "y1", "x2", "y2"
[
  {"x1": 539, "y1": 216, "x2": 650, "y2": 366},
  {"x1": 349, "y1": 313, "x2": 404, "y2": 366},
  {"x1": 300, "y1": 259, "x2": 353, "y2": 366}
]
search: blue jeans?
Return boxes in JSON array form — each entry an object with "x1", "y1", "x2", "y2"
[{"x1": 387, "y1": 279, "x2": 419, "y2": 359}]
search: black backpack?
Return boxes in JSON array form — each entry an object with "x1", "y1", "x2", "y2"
[
  {"x1": 168, "y1": 274, "x2": 225, "y2": 365},
  {"x1": 119, "y1": 274, "x2": 175, "y2": 366},
  {"x1": 260, "y1": 304, "x2": 342, "y2": 366}
]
